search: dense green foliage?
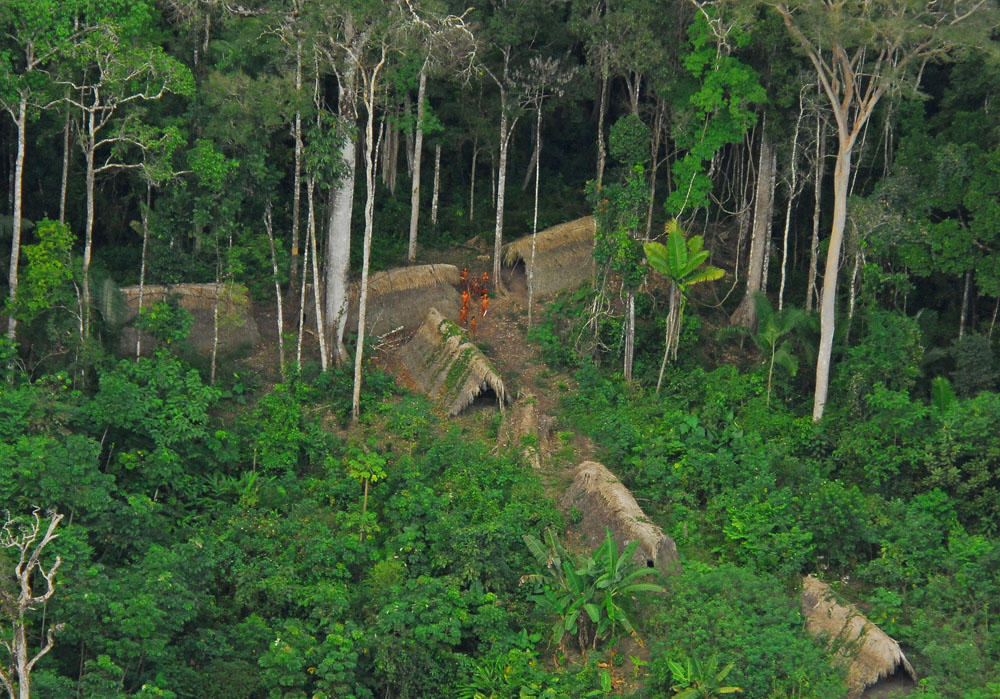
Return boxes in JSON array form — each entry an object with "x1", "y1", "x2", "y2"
[{"x1": 1, "y1": 0, "x2": 999, "y2": 696}]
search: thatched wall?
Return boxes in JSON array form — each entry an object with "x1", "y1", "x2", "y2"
[
  {"x1": 560, "y1": 461, "x2": 681, "y2": 575},
  {"x1": 118, "y1": 283, "x2": 260, "y2": 356},
  {"x1": 502, "y1": 217, "x2": 596, "y2": 296},
  {"x1": 801, "y1": 575, "x2": 916, "y2": 698},
  {"x1": 399, "y1": 307, "x2": 508, "y2": 415},
  {"x1": 345, "y1": 264, "x2": 461, "y2": 337}
]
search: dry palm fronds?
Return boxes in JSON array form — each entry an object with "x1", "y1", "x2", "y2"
[
  {"x1": 801, "y1": 575, "x2": 916, "y2": 698},
  {"x1": 346, "y1": 264, "x2": 462, "y2": 337},
  {"x1": 561, "y1": 461, "x2": 682, "y2": 575},
  {"x1": 502, "y1": 217, "x2": 596, "y2": 296},
  {"x1": 399, "y1": 307, "x2": 508, "y2": 416}
]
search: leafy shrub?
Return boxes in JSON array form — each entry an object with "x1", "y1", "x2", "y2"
[{"x1": 647, "y1": 562, "x2": 846, "y2": 698}]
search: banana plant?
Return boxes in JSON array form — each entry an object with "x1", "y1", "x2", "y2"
[
  {"x1": 521, "y1": 528, "x2": 599, "y2": 651},
  {"x1": 668, "y1": 654, "x2": 743, "y2": 698},
  {"x1": 645, "y1": 219, "x2": 724, "y2": 393},
  {"x1": 588, "y1": 529, "x2": 665, "y2": 644},
  {"x1": 522, "y1": 528, "x2": 663, "y2": 652}
]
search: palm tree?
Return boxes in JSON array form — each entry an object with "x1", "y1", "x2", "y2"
[{"x1": 724, "y1": 291, "x2": 813, "y2": 405}]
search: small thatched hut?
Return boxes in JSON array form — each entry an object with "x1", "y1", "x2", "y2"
[
  {"x1": 502, "y1": 217, "x2": 596, "y2": 296},
  {"x1": 346, "y1": 264, "x2": 461, "y2": 337},
  {"x1": 560, "y1": 461, "x2": 682, "y2": 576},
  {"x1": 801, "y1": 575, "x2": 916, "y2": 698},
  {"x1": 118, "y1": 283, "x2": 260, "y2": 356},
  {"x1": 398, "y1": 307, "x2": 508, "y2": 415}
]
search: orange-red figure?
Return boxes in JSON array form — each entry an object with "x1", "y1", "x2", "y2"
[
  {"x1": 470, "y1": 316, "x2": 477, "y2": 335},
  {"x1": 480, "y1": 272, "x2": 490, "y2": 292},
  {"x1": 460, "y1": 266, "x2": 469, "y2": 284},
  {"x1": 461, "y1": 289, "x2": 470, "y2": 310},
  {"x1": 459, "y1": 307, "x2": 468, "y2": 326},
  {"x1": 481, "y1": 293, "x2": 489, "y2": 317}
]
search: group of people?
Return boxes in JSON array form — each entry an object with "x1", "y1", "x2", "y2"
[{"x1": 459, "y1": 267, "x2": 490, "y2": 335}]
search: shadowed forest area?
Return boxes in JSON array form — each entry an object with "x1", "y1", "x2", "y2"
[{"x1": 2, "y1": 0, "x2": 1000, "y2": 697}]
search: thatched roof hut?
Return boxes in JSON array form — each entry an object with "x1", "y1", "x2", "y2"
[
  {"x1": 801, "y1": 575, "x2": 916, "y2": 698},
  {"x1": 118, "y1": 283, "x2": 260, "y2": 356},
  {"x1": 346, "y1": 264, "x2": 461, "y2": 337},
  {"x1": 502, "y1": 217, "x2": 596, "y2": 296},
  {"x1": 398, "y1": 307, "x2": 508, "y2": 415},
  {"x1": 560, "y1": 461, "x2": 682, "y2": 576}
]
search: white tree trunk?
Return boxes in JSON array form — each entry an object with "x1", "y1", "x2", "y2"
[
  {"x1": 778, "y1": 94, "x2": 805, "y2": 311},
  {"x1": 264, "y1": 204, "x2": 286, "y2": 379},
  {"x1": 528, "y1": 103, "x2": 542, "y2": 328},
  {"x1": 81, "y1": 109, "x2": 97, "y2": 339},
  {"x1": 325, "y1": 62, "x2": 357, "y2": 366},
  {"x1": 493, "y1": 98, "x2": 514, "y2": 291},
  {"x1": 136, "y1": 184, "x2": 152, "y2": 359},
  {"x1": 469, "y1": 138, "x2": 478, "y2": 222},
  {"x1": 59, "y1": 107, "x2": 70, "y2": 226},
  {"x1": 5, "y1": 98, "x2": 27, "y2": 342},
  {"x1": 351, "y1": 60, "x2": 386, "y2": 422},
  {"x1": 731, "y1": 127, "x2": 776, "y2": 329},
  {"x1": 289, "y1": 41, "x2": 304, "y2": 296},
  {"x1": 813, "y1": 137, "x2": 853, "y2": 422},
  {"x1": 624, "y1": 290, "x2": 635, "y2": 382},
  {"x1": 959, "y1": 270, "x2": 971, "y2": 339},
  {"x1": 596, "y1": 67, "x2": 608, "y2": 188},
  {"x1": 407, "y1": 68, "x2": 427, "y2": 263},
  {"x1": 806, "y1": 115, "x2": 826, "y2": 314},
  {"x1": 431, "y1": 144, "x2": 441, "y2": 225},
  {"x1": 308, "y1": 179, "x2": 327, "y2": 370},
  {"x1": 326, "y1": 143, "x2": 355, "y2": 366}
]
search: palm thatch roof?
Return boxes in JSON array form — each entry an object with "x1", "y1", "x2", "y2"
[
  {"x1": 346, "y1": 264, "x2": 461, "y2": 337},
  {"x1": 801, "y1": 575, "x2": 916, "y2": 698},
  {"x1": 502, "y1": 217, "x2": 596, "y2": 296},
  {"x1": 118, "y1": 283, "x2": 260, "y2": 356},
  {"x1": 398, "y1": 307, "x2": 508, "y2": 416},
  {"x1": 560, "y1": 461, "x2": 682, "y2": 575}
]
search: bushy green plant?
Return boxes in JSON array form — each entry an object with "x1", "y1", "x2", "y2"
[
  {"x1": 647, "y1": 562, "x2": 846, "y2": 698},
  {"x1": 521, "y1": 528, "x2": 663, "y2": 652}
]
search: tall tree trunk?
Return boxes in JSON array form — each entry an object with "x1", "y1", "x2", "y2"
[
  {"x1": 5, "y1": 97, "x2": 27, "y2": 342},
  {"x1": 528, "y1": 102, "x2": 542, "y2": 328},
  {"x1": 136, "y1": 183, "x2": 152, "y2": 359},
  {"x1": 845, "y1": 243, "x2": 862, "y2": 344},
  {"x1": 59, "y1": 106, "x2": 71, "y2": 226},
  {"x1": 289, "y1": 41, "x2": 304, "y2": 298},
  {"x1": 596, "y1": 65, "x2": 608, "y2": 188},
  {"x1": 407, "y1": 68, "x2": 427, "y2": 263},
  {"x1": 265, "y1": 203, "x2": 286, "y2": 379},
  {"x1": 731, "y1": 126, "x2": 776, "y2": 329},
  {"x1": 778, "y1": 93, "x2": 805, "y2": 311},
  {"x1": 325, "y1": 70, "x2": 357, "y2": 365},
  {"x1": 521, "y1": 126, "x2": 538, "y2": 191},
  {"x1": 959, "y1": 270, "x2": 971, "y2": 339},
  {"x1": 308, "y1": 179, "x2": 327, "y2": 370},
  {"x1": 813, "y1": 136, "x2": 853, "y2": 422},
  {"x1": 431, "y1": 144, "x2": 441, "y2": 225},
  {"x1": 645, "y1": 102, "x2": 665, "y2": 239},
  {"x1": 469, "y1": 138, "x2": 478, "y2": 222},
  {"x1": 493, "y1": 95, "x2": 515, "y2": 292},
  {"x1": 806, "y1": 115, "x2": 826, "y2": 314},
  {"x1": 624, "y1": 290, "x2": 635, "y2": 382},
  {"x1": 351, "y1": 69, "x2": 385, "y2": 422},
  {"x1": 657, "y1": 283, "x2": 683, "y2": 393},
  {"x1": 81, "y1": 110, "x2": 97, "y2": 340}
]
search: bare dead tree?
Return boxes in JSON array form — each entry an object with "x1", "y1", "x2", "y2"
[{"x1": 0, "y1": 508, "x2": 65, "y2": 699}]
